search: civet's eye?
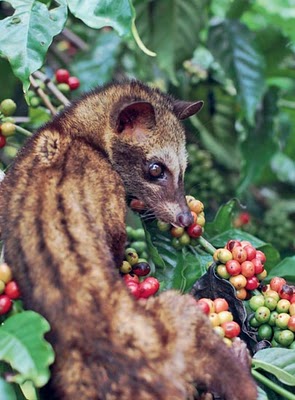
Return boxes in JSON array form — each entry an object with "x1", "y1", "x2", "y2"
[{"x1": 148, "y1": 163, "x2": 165, "y2": 179}]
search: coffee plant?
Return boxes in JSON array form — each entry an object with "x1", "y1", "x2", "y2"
[{"x1": 0, "y1": 0, "x2": 295, "y2": 399}]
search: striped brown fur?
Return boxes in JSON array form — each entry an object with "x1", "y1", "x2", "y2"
[{"x1": 0, "y1": 81, "x2": 257, "y2": 399}]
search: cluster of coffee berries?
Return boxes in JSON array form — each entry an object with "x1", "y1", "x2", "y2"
[
  {"x1": 196, "y1": 297, "x2": 241, "y2": 346},
  {"x1": 120, "y1": 247, "x2": 160, "y2": 300},
  {"x1": 0, "y1": 263, "x2": 21, "y2": 315},
  {"x1": 121, "y1": 226, "x2": 160, "y2": 299},
  {"x1": 123, "y1": 273, "x2": 160, "y2": 300},
  {"x1": 0, "y1": 99, "x2": 17, "y2": 149},
  {"x1": 157, "y1": 195, "x2": 205, "y2": 250},
  {"x1": 185, "y1": 144, "x2": 233, "y2": 208},
  {"x1": 54, "y1": 68, "x2": 80, "y2": 93},
  {"x1": 214, "y1": 240, "x2": 267, "y2": 300},
  {"x1": 249, "y1": 277, "x2": 295, "y2": 348}
]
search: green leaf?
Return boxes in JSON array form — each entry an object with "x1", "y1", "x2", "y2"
[
  {"x1": 0, "y1": 376, "x2": 17, "y2": 400},
  {"x1": 0, "y1": 311, "x2": 54, "y2": 387},
  {"x1": 265, "y1": 256, "x2": 295, "y2": 284},
  {"x1": 67, "y1": 0, "x2": 134, "y2": 38},
  {"x1": 134, "y1": 0, "x2": 208, "y2": 83},
  {"x1": 205, "y1": 199, "x2": 238, "y2": 238},
  {"x1": 208, "y1": 19, "x2": 265, "y2": 123},
  {"x1": 71, "y1": 30, "x2": 122, "y2": 93},
  {"x1": 0, "y1": 0, "x2": 68, "y2": 90},
  {"x1": 253, "y1": 348, "x2": 295, "y2": 386},
  {"x1": 237, "y1": 88, "x2": 279, "y2": 194}
]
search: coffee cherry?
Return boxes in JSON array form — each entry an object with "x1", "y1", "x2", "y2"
[
  {"x1": 55, "y1": 68, "x2": 70, "y2": 83},
  {"x1": 255, "y1": 306, "x2": 271, "y2": 323},
  {"x1": 132, "y1": 260, "x2": 151, "y2": 277},
  {"x1": 120, "y1": 261, "x2": 132, "y2": 274},
  {"x1": 221, "y1": 321, "x2": 241, "y2": 339},
  {"x1": 245, "y1": 276, "x2": 259, "y2": 290},
  {"x1": 68, "y1": 76, "x2": 80, "y2": 90},
  {"x1": 196, "y1": 300, "x2": 210, "y2": 315},
  {"x1": 258, "y1": 324, "x2": 273, "y2": 341},
  {"x1": 240, "y1": 261, "x2": 255, "y2": 278},
  {"x1": 0, "y1": 263, "x2": 12, "y2": 283},
  {"x1": 279, "y1": 285, "x2": 293, "y2": 301},
  {"x1": 125, "y1": 248, "x2": 139, "y2": 266},
  {"x1": 264, "y1": 296, "x2": 278, "y2": 311},
  {"x1": 187, "y1": 223, "x2": 203, "y2": 238},
  {"x1": 0, "y1": 294, "x2": 12, "y2": 315},
  {"x1": 231, "y1": 246, "x2": 247, "y2": 263},
  {"x1": 216, "y1": 249, "x2": 232, "y2": 264},
  {"x1": 0, "y1": 99, "x2": 16, "y2": 116},
  {"x1": 270, "y1": 277, "x2": 286, "y2": 293},
  {"x1": 170, "y1": 226, "x2": 185, "y2": 238},
  {"x1": 218, "y1": 311, "x2": 234, "y2": 324},
  {"x1": 157, "y1": 220, "x2": 171, "y2": 232},
  {"x1": 225, "y1": 260, "x2": 241, "y2": 276},
  {"x1": 138, "y1": 277, "x2": 160, "y2": 298},
  {"x1": 213, "y1": 298, "x2": 229, "y2": 313},
  {"x1": 179, "y1": 232, "x2": 191, "y2": 246},
  {"x1": 125, "y1": 281, "x2": 140, "y2": 299},
  {"x1": 229, "y1": 274, "x2": 247, "y2": 289},
  {"x1": 275, "y1": 313, "x2": 290, "y2": 329},
  {"x1": 57, "y1": 83, "x2": 71, "y2": 94},
  {"x1": 277, "y1": 299, "x2": 291, "y2": 313},
  {"x1": 0, "y1": 135, "x2": 6, "y2": 148},
  {"x1": 4, "y1": 280, "x2": 21, "y2": 299},
  {"x1": 0, "y1": 281, "x2": 4, "y2": 295},
  {"x1": 274, "y1": 329, "x2": 294, "y2": 347},
  {"x1": 287, "y1": 315, "x2": 295, "y2": 332},
  {"x1": 249, "y1": 295, "x2": 265, "y2": 311},
  {"x1": 215, "y1": 264, "x2": 230, "y2": 279},
  {"x1": 1, "y1": 122, "x2": 15, "y2": 137}
]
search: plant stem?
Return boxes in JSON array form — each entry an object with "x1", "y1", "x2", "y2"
[
  {"x1": 30, "y1": 75, "x2": 57, "y2": 115},
  {"x1": 252, "y1": 369, "x2": 295, "y2": 400},
  {"x1": 14, "y1": 125, "x2": 32, "y2": 137},
  {"x1": 197, "y1": 236, "x2": 216, "y2": 255}
]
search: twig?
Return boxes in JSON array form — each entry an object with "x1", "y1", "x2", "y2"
[
  {"x1": 197, "y1": 236, "x2": 217, "y2": 255},
  {"x1": 14, "y1": 125, "x2": 32, "y2": 137},
  {"x1": 29, "y1": 75, "x2": 57, "y2": 115},
  {"x1": 32, "y1": 71, "x2": 71, "y2": 107},
  {"x1": 11, "y1": 117, "x2": 30, "y2": 124},
  {"x1": 62, "y1": 27, "x2": 89, "y2": 51}
]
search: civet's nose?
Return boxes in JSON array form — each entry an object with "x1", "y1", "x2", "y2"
[{"x1": 176, "y1": 211, "x2": 194, "y2": 227}]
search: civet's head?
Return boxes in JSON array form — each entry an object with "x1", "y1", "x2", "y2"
[{"x1": 109, "y1": 82, "x2": 203, "y2": 227}]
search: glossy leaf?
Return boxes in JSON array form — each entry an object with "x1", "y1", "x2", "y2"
[
  {"x1": 205, "y1": 199, "x2": 238, "y2": 237},
  {"x1": 208, "y1": 19, "x2": 265, "y2": 123},
  {"x1": 134, "y1": 0, "x2": 208, "y2": 83},
  {"x1": 67, "y1": 0, "x2": 133, "y2": 38},
  {"x1": 0, "y1": 0, "x2": 68, "y2": 90},
  {"x1": 265, "y1": 256, "x2": 295, "y2": 284},
  {"x1": 238, "y1": 88, "x2": 279, "y2": 194},
  {"x1": 253, "y1": 348, "x2": 295, "y2": 386},
  {"x1": 0, "y1": 311, "x2": 54, "y2": 387}
]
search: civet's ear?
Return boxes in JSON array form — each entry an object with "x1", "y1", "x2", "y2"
[
  {"x1": 173, "y1": 100, "x2": 204, "y2": 120},
  {"x1": 116, "y1": 101, "x2": 156, "y2": 134}
]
